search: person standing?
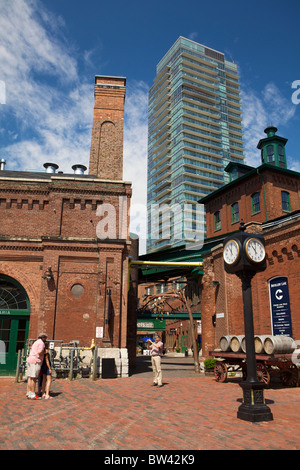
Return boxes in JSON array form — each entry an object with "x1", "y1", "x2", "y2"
[
  {"x1": 38, "y1": 342, "x2": 52, "y2": 399},
  {"x1": 147, "y1": 335, "x2": 163, "y2": 387},
  {"x1": 26, "y1": 333, "x2": 47, "y2": 400}
]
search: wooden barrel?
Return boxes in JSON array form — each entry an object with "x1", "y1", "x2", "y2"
[
  {"x1": 230, "y1": 335, "x2": 244, "y2": 353},
  {"x1": 219, "y1": 335, "x2": 233, "y2": 352},
  {"x1": 254, "y1": 335, "x2": 269, "y2": 354},
  {"x1": 263, "y1": 335, "x2": 295, "y2": 355},
  {"x1": 241, "y1": 337, "x2": 246, "y2": 353}
]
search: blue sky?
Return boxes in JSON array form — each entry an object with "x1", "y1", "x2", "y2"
[{"x1": 0, "y1": 0, "x2": 299, "y2": 252}]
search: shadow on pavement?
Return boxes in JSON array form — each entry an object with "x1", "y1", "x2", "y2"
[{"x1": 130, "y1": 355, "x2": 198, "y2": 378}]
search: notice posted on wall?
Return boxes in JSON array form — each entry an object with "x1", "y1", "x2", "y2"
[
  {"x1": 269, "y1": 276, "x2": 293, "y2": 337},
  {"x1": 96, "y1": 327, "x2": 104, "y2": 338}
]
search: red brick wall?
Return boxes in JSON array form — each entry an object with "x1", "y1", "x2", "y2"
[
  {"x1": 0, "y1": 75, "x2": 136, "y2": 353},
  {"x1": 201, "y1": 217, "x2": 300, "y2": 356},
  {"x1": 205, "y1": 168, "x2": 300, "y2": 239},
  {"x1": 0, "y1": 224, "x2": 131, "y2": 348},
  {"x1": 0, "y1": 176, "x2": 132, "y2": 350},
  {"x1": 0, "y1": 178, "x2": 131, "y2": 239}
]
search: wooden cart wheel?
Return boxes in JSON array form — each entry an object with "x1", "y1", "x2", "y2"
[
  {"x1": 214, "y1": 362, "x2": 227, "y2": 383},
  {"x1": 256, "y1": 363, "x2": 270, "y2": 385},
  {"x1": 280, "y1": 364, "x2": 299, "y2": 387}
]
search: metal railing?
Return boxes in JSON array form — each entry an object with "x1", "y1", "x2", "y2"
[{"x1": 16, "y1": 339, "x2": 99, "y2": 382}]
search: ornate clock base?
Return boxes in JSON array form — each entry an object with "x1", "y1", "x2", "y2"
[{"x1": 237, "y1": 381, "x2": 273, "y2": 422}]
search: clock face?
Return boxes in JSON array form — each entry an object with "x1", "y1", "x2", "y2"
[
  {"x1": 223, "y1": 239, "x2": 240, "y2": 265},
  {"x1": 245, "y1": 238, "x2": 265, "y2": 263}
]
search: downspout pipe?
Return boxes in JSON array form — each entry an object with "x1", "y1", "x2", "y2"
[{"x1": 257, "y1": 168, "x2": 268, "y2": 222}]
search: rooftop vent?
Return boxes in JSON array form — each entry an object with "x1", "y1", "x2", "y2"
[
  {"x1": 0, "y1": 159, "x2": 6, "y2": 171},
  {"x1": 43, "y1": 162, "x2": 59, "y2": 174},
  {"x1": 72, "y1": 164, "x2": 87, "y2": 175}
]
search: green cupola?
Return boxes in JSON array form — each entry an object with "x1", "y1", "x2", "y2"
[{"x1": 257, "y1": 126, "x2": 288, "y2": 169}]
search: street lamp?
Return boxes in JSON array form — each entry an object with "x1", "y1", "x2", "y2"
[
  {"x1": 223, "y1": 221, "x2": 273, "y2": 422},
  {"x1": 42, "y1": 266, "x2": 53, "y2": 281}
]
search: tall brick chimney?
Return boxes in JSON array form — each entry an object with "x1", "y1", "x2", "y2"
[{"x1": 89, "y1": 75, "x2": 126, "y2": 180}]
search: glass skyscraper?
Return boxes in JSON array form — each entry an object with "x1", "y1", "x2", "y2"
[{"x1": 147, "y1": 37, "x2": 244, "y2": 253}]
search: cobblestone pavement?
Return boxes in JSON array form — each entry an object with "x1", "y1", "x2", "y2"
[{"x1": 0, "y1": 356, "x2": 299, "y2": 451}]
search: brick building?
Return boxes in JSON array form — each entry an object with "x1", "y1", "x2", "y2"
[
  {"x1": 0, "y1": 75, "x2": 137, "y2": 375},
  {"x1": 135, "y1": 127, "x2": 299, "y2": 363},
  {"x1": 199, "y1": 127, "x2": 300, "y2": 356}
]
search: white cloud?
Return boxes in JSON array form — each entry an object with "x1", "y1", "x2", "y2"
[
  {"x1": 0, "y1": 0, "x2": 149, "y2": 252},
  {"x1": 123, "y1": 81, "x2": 149, "y2": 253},
  {"x1": 0, "y1": 0, "x2": 77, "y2": 84},
  {"x1": 241, "y1": 82, "x2": 296, "y2": 167},
  {"x1": 0, "y1": 0, "x2": 93, "y2": 172},
  {"x1": 3, "y1": 81, "x2": 94, "y2": 172},
  {"x1": 289, "y1": 157, "x2": 300, "y2": 173}
]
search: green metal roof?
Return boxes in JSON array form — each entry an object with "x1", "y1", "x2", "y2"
[
  {"x1": 137, "y1": 238, "x2": 224, "y2": 281},
  {"x1": 199, "y1": 162, "x2": 300, "y2": 204},
  {"x1": 137, "y1": 311, "x2": 201, "y2": 320}
]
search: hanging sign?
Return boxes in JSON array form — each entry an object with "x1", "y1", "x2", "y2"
[
  {"x1": 268, "y1": 276, "x2": 293, "y2": 337},
  {"x1": 137, "y1": 322, "x2": 154, "y2": 329}
]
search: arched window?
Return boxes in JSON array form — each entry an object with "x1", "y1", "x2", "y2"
[
  {"x1": 0, "y1": 278, "x2": 28, "y2": 310},
  {"x1": 251, "y1": 192, "x2": 260, "y2": 214}
]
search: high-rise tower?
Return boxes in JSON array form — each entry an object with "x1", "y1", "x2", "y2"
[{"x1": 147, "y1": 37, "x2": 244, "y2": 252}]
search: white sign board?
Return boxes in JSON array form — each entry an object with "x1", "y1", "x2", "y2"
[{"x1": 96, "y1": 327, "x2": 103, "y2": 338}]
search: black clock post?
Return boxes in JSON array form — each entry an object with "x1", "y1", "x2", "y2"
[{"x1": 223, "y1": 221, "x2": 273, "y2": 422}]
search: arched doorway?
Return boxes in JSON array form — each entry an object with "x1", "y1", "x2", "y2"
[{"x1": 0, "y1": 275, "x2": 30, "y2": 376}]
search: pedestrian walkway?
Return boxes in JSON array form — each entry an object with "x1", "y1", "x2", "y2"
[{"x1": 0, "y1": 356, "x2": 299, "y2": 451}]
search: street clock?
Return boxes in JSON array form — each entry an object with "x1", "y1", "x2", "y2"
[
  {"x1": 223, "y1": 222, "x2": 267, "y2": 274},
  {"x1": 245, "y1": 238, "x2": 266, "y2": 264},
  {"x1": 222, "y1": 221, "x2": 272, "y2": 423},
  {"x1": 223, "y1": 239, "x2": 240, "y2": 266}
]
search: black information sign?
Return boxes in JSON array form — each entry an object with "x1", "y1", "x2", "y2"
[{"x1": 269, "y1": 276, "x2": 293, "y2": 337}]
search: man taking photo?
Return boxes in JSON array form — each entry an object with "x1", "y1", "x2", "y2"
[{"x1": 147, "y1": 335, "x2": 163, "y2": 387}]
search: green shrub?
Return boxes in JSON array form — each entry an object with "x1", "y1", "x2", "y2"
[{"x1": 204, "y1": 358, "x2": 217, "y2": 370}]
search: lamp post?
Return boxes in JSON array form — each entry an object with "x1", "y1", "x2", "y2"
[{"x1": 223, "y1": 222, "x2": 273, "y2": 422}]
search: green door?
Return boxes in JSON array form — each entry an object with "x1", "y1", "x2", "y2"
[
  {"x1": 0, "y1": 316, "x2": 29, "y2": 375},
  {"x1": 181, "y1": 335, "x2": 188, "y2": 354},
  {"x1": 0, "y1": 276, "x2": 30, "y2": 376}
]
